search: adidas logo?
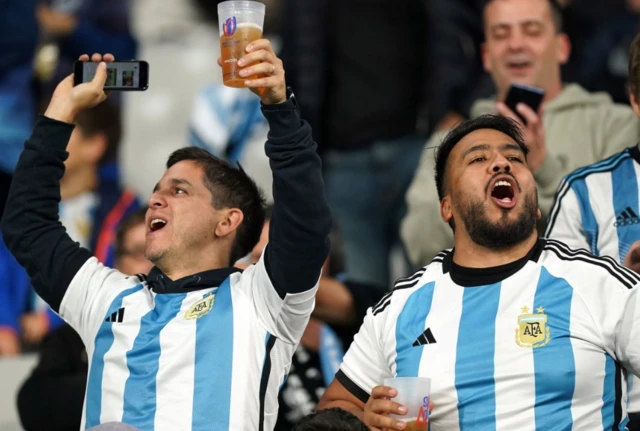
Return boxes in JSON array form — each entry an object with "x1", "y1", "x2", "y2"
[
  {"x1": 614, "y1": 207, "x2": 640, "y2": 227},
  {"x1": 412, "y1": 328, "x2": 436, "y2": 347},
  {"x1": 105, "y1": 307, "x2": 125, "y2": 323}
]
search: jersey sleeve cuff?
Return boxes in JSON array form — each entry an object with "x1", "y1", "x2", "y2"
[{"x1": 336, "y1": 369, "x2": 369, "y2": 404}]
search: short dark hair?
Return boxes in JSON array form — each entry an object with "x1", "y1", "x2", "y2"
[
  {"x1": 629, "y1": 33, "x2": 640, "y2": 102},
  {"x1": 484, "y1": 0, "x2": 564, "y2": 34},
  {"x1": 166, "y1": 147, "x2": 266, "y2": 264},
  {"x1": 435, "y1": 114, "x2": 527, "y2": 201},
  {"x1": 293, "y1": 408, "x2": 369, "y2": 431},
  {"x1": 115, "y1": 208, "x2": 147, "y2": 260},
  {"x1": 74, "y1": 101, "x2": 122, "y2": 165}
]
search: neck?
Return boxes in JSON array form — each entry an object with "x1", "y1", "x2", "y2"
[
  {"x1": 452, "y1": 231, "x2": 538, "y2": 268},
  {"x1": 159, "y1": 252, "x2": 230, "y2": 281},
  {"x1": 541, "y1": 79, "x2": 563, "y2": 104},
  {"x1": 60, "y1": 167, "x2": 98, "y2": 200}
]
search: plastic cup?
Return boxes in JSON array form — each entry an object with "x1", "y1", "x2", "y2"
[
  {"x1": 383, "y1": 377, "x2": 431, "y2": 431},
  {"x1": 217, "y1": 1, "x2": 265, "y2": 88}
]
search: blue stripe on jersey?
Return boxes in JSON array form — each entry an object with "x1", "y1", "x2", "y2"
[
  {"x1": 192, "y1": 279, "x2": 234, "y2": 430},
  {"x1": 571, "y1": 179, "x2": 599, "y2": 255},
  {"x1": 602, "y1": 354, "x2": 617, "y2": 430},
  {"x1": 612, "y1": 157, "x2": 639, "y2": 262},
  {"x1": 455, "y1": 283, "x2": 501, "y2": 431},
  {"x1": 532, "y1": 268, "x2": 575, "y2": 431},
  {"x1": 564, "y1": 151, "x2": 628, "y2": 184},
  {"x1": 122, "y1": 293, "x2": 187, "y2": 429},
  {"x1": 85, "y1": 284, "x2": 144, "y2": 429},
  {"x1": 395, "y1": 282, "x2": 435, "y2": 377}
]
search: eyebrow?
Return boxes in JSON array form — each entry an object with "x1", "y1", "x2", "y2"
[
  {"x1": 463, "y1": 143, "x2": 525, "y2": 157},
  {"x1": 152, "y1": 178, "x2": 193, "y2": 193}
]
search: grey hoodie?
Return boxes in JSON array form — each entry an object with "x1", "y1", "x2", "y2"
[{"x1": 401, "y1": 84, "x2": 640, "y2": 266}]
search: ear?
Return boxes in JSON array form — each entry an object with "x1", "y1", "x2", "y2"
[
  {"x1": 441, "y1": 196, "x2": 454, "y2": 224},
  {"x1": 215, "y1": 208, "x2": 244, "y2": 238},
  {"x1": 82, "y1": 132, "x2": 108, "y2": 165},
  {"x1": 481, "y1": 42, "x2": 492, "y2": 73},
  {"x1": 630, "y1": 92, "x2": 640, "y2": 118},
  {"x1": 536, "y1": 208, "x2": 542, "y2": 220},
  {"x1": 556, "y1": 33, "x2": 571, "y2": 65}
]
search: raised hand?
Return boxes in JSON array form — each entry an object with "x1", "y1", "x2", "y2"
[
  {"x1": 496, "y1": 101, "x2": 547, "y2": 173},
  {"x1": 45, "y1": 53, "x2": 114, "y2": 124}
]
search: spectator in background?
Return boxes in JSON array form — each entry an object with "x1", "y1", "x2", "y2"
[
  {"x1": 545, "y1": 31, "x2": 640, "y2": 430},
  {"x1": 280, "y1": 0, "x2": 431, "y2": 288},
  {"x1": 0, "y1": 101, "x2": 140, "y2": 351},
  {"x1": 402, "y1": 0, "x2": 640, "y2": 267},
  {"x1": 236, "y1": 207, "x2": 386, "y2": 430},
  {"x1": 17, "y1": 209, "x2": 151, "y2": 431}
]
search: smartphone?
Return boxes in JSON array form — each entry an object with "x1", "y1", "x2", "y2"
[
  {"x1": 504, "y1": 83, "x2": 544, "y2": 124},
  {"x1": 73, "y1": 60, "x2": 149, "y2": 91}
]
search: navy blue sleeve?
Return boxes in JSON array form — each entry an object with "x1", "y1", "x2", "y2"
[
  {"x1": 0, "y1": 116, "x2": 93, "y2": 313},
  {"x1": 261, "y1": 97, "x2": 332, "y2": 297},
  {"x1": 61, "y1": 20, "x2": 137, "y2": 61}
]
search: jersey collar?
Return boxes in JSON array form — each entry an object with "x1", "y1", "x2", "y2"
[
  {"x1": 146, "y1": 266, "x2": 242, "y2": 293},
  {"x1": 442, "y1": 238, "x2": 546, "y2": 287}
]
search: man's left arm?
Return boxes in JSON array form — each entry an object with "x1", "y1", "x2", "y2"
[{"x1": 234, "y1": 39, "x2": 331, "y2": 343}]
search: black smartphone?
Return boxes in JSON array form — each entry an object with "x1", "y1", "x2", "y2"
[
  {"x1": 73, "y1": 60, "x2": 149, "y2": 91},
  {"x1": 504, "y1": 83, "x2": 544, "y2": 124}
]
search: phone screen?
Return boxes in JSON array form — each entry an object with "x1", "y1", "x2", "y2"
[{"x1": 78, "y1": 61, "x2": 148, "y2": 90}]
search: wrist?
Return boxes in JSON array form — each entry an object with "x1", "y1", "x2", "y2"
[{"x1": 44, "y1": 100, "x2": 78, "y2": 124}]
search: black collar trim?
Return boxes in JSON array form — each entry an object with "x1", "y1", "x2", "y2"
[
  {"x1": 146, "y1": 266, "x2": 241, "y2": 293},
  {"x1": 630, "y1": 145, "x2": 640, "y2": 165},
  {"x1": 442, "y1": 238, "x2": 546, "y2": 287}
]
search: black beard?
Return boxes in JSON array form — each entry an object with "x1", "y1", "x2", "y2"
[{"x1": 459, "y1": 191, "x2": 538, "y2": 250}]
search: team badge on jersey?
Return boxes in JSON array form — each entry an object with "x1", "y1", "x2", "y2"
[
  {"x1": 515, "y1": 305, "x2": 550, "y2": 348},
  {"x1": 184, "y1": 293, "x2": 216, "y2": 320}
]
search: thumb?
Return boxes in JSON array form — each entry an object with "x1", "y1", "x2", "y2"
[{"x1": 92, "y1": 61, "x2": 108, "y2": 89}]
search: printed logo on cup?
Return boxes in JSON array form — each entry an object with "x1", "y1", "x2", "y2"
[
  {"x1": 416, "y1": 396, "x2": 429, "y2": 426},
  {"x1": 223, "y1": 16, "x2": 237, "y2": 36}
]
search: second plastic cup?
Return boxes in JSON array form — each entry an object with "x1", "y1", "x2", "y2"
[
  {"x1": 218, "y1": 1, "x2": 265, "y2": 88},
  {"x1": 383, "y1": 377, "x2": 431, "y2": 431}
]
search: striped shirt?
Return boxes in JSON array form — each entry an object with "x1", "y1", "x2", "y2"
[{"x1": 337, "y1": 239, "x2": 640, "y2": 430}]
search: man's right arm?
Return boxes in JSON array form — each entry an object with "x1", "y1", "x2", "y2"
[{"x1": 0, "y1": 116, "x2": 93, "y2": 313}]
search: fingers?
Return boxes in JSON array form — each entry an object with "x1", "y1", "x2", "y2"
[
  {"x1": 91, "y1": 62, "x2": 108, "y2": 89},
  {"x1": 103, "y1": 53, "x2": 115, "y2": 63},
  {"x1": 79, "y1": 53, "x2": 115, "y2": 63},
  {"x1": 515, "y1": 103, "x2": 540, "y2": 128},
  {"x1": 370, "y1": 399, "x2": 407, "y2": 416},
  {"x1": 78, "y1": 54, "x2": 90, "y2": 61},
  {"x1": 495, "y1": 102, "x2": 522, "y2": 126},
  {"x1": 217, "y1": 57, "x2": 223, "y2": 67},
  {"x1": 371, "y1": 385, "x2": 398, "y2": 399},
  {"x1": 238, "y1": 47, "x2": 277, "y2": 68},
  {"x1": 239, "y1": 61, "x2": 276, "y2": 78},
  {"x1": 366, "y1": 411, "x2": 407, "y2": 430},
  {"x1": 245, "y1": 38, "x2": 275, "y2": 55}
]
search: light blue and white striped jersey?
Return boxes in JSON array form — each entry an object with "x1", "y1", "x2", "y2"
[
  {"x1": 337, "y1": 239, "x2": 640, "y2": 430},
  {"x1": 59, "y1": 253, "x2": 316, "y2": 431},
  {"x1": 545, "y1": 146, "x2": 640, "y2": 413}
]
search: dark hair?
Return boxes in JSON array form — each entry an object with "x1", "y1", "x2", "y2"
[
  {"x1": 629, "y1": 33, "x2": 640, "y2": 102},
  {"x1": 435, "y1": 114, "x2": 527, "y2": 202},
  {"x1": 484, "y1": 0, "x2": 563, "y2": 33},
  {"x1": 74, "y1": 101, "x2": 122, "y2": 165},
  {"x1": 293, "y1": 408, "x2": 369, "y2": 431},
  {"x1": 166, "y1": 147, "x2": 266, "y2": 264},
  {"x1": 115, "y1": 208, "x2": 147, "y2": 260}
]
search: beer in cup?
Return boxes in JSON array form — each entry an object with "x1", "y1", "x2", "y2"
[
  {"x1": 383, "y1": 377, "x2": 431, "y2": 431},
  {"x1": 217, "y1": 1, "x2": 265, "y2": 88}
]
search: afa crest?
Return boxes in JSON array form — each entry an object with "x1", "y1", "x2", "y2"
[
  {"x1": 184, "y1": 293, "x2": 216, "y2": 320},
  {"x1": 515, "y1": 306, "x2": 550, "y2": 348}
]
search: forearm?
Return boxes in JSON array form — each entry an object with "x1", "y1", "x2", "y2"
[
  {"x1": 262, "y1": 98, "x2": 332, "y2": 295},
  {"x1": 312, "y1": 278, "x2": 357, "y2": 326},
  {"x1": 0, "y1": 116, "x2": 92, "y2": 312}
]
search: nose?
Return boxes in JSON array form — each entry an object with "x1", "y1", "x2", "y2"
[
  {"x1": 507, "y1": 30, "x2": 525, "y2": 51},
  {"x1": 491, "y1": 154, "x2": 512, "y2": 173},
  {"x1": 148, "y1": 191, "x2": 167, "y2": 208}
]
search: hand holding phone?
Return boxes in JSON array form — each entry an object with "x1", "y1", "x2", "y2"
[
  {"x1": 74, "y1": 60, "x2": 149, "y2": 91},
  {"x1": 503, "y1": 83, "x2": 544, "y2": 124}
]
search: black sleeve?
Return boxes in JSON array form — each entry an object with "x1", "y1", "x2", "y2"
[
  {"x1": 261, "y1": 96, "x2": 332, "y2": 297},
  {"x1": 17, "y1": 325, "x2": 87, "y2": 431},
  {"x1": 0, "y1": 116, "x2": 93, "y2": 312}
]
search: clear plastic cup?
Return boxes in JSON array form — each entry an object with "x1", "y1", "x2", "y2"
[
  {"x1": 217, "y1": 1, "x2": 266, "y2": 88},
  {"x1": 383, "y1": 377, "x2": 431, "y2": 431}
]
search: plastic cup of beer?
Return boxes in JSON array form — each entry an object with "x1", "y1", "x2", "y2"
[
  {"x1": 383, "y1": 377, "x2": 431, "y2": 431},
  {"x1": 217, "y1": 1, "x2": 265, "y2": 88}
]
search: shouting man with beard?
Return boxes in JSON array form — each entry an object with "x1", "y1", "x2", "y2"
[{"x1": 318, "y1": 115, "x2": 640, "y2": 430}]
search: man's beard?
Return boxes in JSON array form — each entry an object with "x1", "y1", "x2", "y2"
[{"x1": 458, "y1": 191, "x2": 538, "y2": 250}]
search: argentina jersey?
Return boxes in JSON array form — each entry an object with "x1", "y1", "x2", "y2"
[
  {"x1": 545, "y1": 146, "x2": 640, "y2": 413},
  {"x1": 58, "y1": 253, "x2": 315, "y2": 431},
  {"x1": 337, "y1": 239, "x2": 640, "y2": 430}
]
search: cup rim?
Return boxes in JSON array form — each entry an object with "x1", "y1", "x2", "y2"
[{"x1": 217, "y1": 0, "x2": 266, "y2": 13}]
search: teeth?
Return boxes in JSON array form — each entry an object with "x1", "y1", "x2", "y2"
[
  {"x1": 493, "y1": 180, "x2": 512, "y2": 190},
  {"x1": 150, "y1": 219, "x2": 166, "y2": 228}
]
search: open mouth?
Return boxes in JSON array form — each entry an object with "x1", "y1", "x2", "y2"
[
  {"x1": 149, "y1": 218, "x2": 167, "y2": 232},
  {"x1": 506, "y1": 60, "x2": 532, "y2": 73},
  {"x1": 490, "y1": 179, "x2": 516, "y2": 208}
]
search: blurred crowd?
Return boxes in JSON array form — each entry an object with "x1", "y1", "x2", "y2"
[{"x1": 3, "y1": 0, "x2": 640, "y2": 429}]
